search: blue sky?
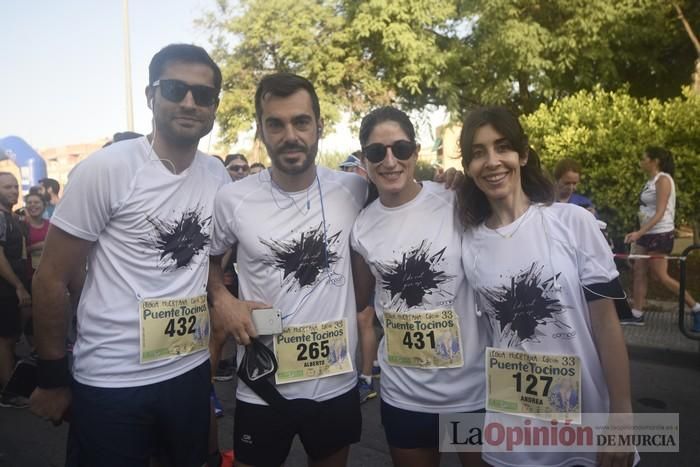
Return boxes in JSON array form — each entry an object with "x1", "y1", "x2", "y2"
[
  {"x1": 1, "y1": 0, "x2": 445, "y2": 156},
  {"x1": 1, "y1": 0, "x2": 218, "y2": 150}
]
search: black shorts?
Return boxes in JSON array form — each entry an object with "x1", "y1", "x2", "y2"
[
  {"x1": 381, "y1": 400, "x2": 485, "y2": 449},
  {"x1": 635, "y1": 231, "x2": 674, "y2": 254},
  {"x1": 234, "y1": 387, "x2": 362, "y2": 466},
  {"x1": 0, "y1": 295, "x2": 21, "y2": 338},
  {"x1": 66, "y1": 361, "x2": 211, "y2": 467}
]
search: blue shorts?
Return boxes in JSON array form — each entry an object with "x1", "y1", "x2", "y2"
[
  {"x1": 66, "y1": 360, "x2": 211, "y2": 467},
  {"x1": 381, "y1": 399, "x2": 485, "y2": 449}
]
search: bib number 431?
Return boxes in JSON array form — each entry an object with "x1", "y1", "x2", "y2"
[{"x1": 402, "y1": 330, "x2": 436, "y2": 350}]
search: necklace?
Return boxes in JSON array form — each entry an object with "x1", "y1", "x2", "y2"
[
  {"x1": 270, "y1": 177, "x2": 313, "y2": 215},
  {"x1": 489, "y1": 207, "x2": 530, "y2": 239}
]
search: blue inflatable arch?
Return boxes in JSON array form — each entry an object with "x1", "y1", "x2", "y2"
[{"x1": 0, "y1": 136, "x2": 48, "y2": 192}]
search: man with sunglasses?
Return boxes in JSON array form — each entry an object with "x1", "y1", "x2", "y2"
[
  {"x1": 224, "y1": 153, "x2": 250, "y2": 181},
  {"x1": 30, "y1": 44, "x2": 229, "y2": 467}
]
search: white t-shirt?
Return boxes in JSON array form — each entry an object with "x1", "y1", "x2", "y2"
[
  {"x1": 462, "y1": 203, "x2": 620, "y2": 467},
  {"x1": 210, "y1": 167, "x2": 367, "y2": 404},
  {"x1": 351, "y1": 183, "x2": 489, "y2": 412},
  {"x1": 52, "y1": 137, "x2": 230, "y2": 387},
  {"x1": 639, "y1": 172, "x2": 675, "y2": 234}
]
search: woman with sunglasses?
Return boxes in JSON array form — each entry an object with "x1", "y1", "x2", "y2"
[
  {"x1": 457, "y1": 107, "x2": 636, "y2": 467},
  {"x1": 224, "y1": 153, "x2": 250, "y2": 181},
  {"x1": 351, "y1": 106, "x2": 489, "y2": 467}
]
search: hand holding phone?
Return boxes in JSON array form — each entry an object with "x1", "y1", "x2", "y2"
[{"x1": 251, "y1": 308, "x2": 283, "y2": 335}]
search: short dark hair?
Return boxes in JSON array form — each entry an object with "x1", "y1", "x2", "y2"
[
  {"x1": 254, "y1": 73, "x2": 320, "y2": 126},
  {"x1": 148, "y1": 44, "x2": 222, "y2": 92},
  {"x1": 457, "y1": 107, "x2": 554, "y2": 227},
  {"x1": 250, "y1": 162, "x2": 266, "y2": 170},
  {"x1": 645, "y1": 146, "x2": 674, "y2": 176},
  {"x1": 553, "y1": 158, "x2": 582, "y2": 181},
  {"x1": 359, "y1": 106, "x2": 416, "y2": 147},
  {"x1": 224, "y1": 154, "x2": 248, "y2": 166},
  {"x1": 25, "y1": 192, "x2": 46, "y2": 206},
  {"x1": 39, "y1": 178, "x2": 61, "y2": 196}
]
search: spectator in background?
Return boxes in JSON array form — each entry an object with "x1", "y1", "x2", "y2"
[
  {"x1": 224, "y1": 153, "x2": 249, "y2": 181},
  {"x1": 553, "y1": 158, "x2": 595, "y2": 214},
  {"x1": 624, "y1": 147, "x2": 700, "y2": 328},
  {"x1": 553, "y1": 159, "x2": 636, "y2": 323},
  {"x1": 249, "y1": 162, "x2": 266, "y2": 175},
  {"x1": 339, "y1": 151, "x2": 368, "y2": 178},
  {"x1": 23, "y1": 193, "x2": 49, "y2": 279},
  {"x1": 0, "y1": 172, "x2": 31, "y2": 408},
  {"x1": 102, "y1": 131, "x2": 143, "y2": 148},
  {"x1": 37, "y1": 178, "x2": 60, "y2": 219}
]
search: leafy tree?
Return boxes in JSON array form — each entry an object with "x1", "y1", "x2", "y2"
[
  {"x1": 522, "y1": 86, "x2": 700, "y2": 237},
  {"x1": 200, "y1": 0, "x2": 700, "y2": 143}
]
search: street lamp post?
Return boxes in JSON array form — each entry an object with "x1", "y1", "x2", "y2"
[{"x1": 123, "y1": 0, "x2": 134, "y2": 131}]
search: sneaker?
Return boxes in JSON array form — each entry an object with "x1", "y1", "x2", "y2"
[
  {"x1": 358, "y1": 378, "x2": 377, "y2": 404},
  {"x1": 0, "y1": 394, "x2": 29, "y2": 409},
  {"x1": 692, "y1": 311, "x2": 700, "y2": 333},
  {"x1": 214, "y1": 365, "x2": 234, "y2": 382},
  {"x1": 620, "y1": 315, "x2": 645, "y2": 326},
  {"x1": 211, "y1": 390, "x2": 224, "y2": 418},
  {"x1": 371, "y1": 364, "x2": 381, "y2": 379}
]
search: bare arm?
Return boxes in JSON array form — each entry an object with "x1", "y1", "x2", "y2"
[
  {"x1": 33, "y1": 226, "x2": 93, "y2": 360},
  {"x1": 0, "y1": 245, "x2": 30, "y2": 306},
  {"x1": 30, "y1": 226, "x2": 93, "y2": 423},
  {"x1": 351, "y1": 249, "x2": 373, "y2": 312},
  {"x1": 207, "y1": 254, "x2": 268, "y2": 345},
  {"x1": 589, "y1": 298, "x2": 634, "y2": 467}
]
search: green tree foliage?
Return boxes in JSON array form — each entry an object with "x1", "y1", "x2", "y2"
[
  {"x1": 200, "y1": 0, "x2": 699, "y2": 144},
  {"x1": 522, "y1": 87, "x2": 700, "y2": 237}
]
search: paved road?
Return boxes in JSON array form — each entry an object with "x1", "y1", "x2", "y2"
[{"x1": 2, "y1": 305, "x2": 699, "y2": 466}]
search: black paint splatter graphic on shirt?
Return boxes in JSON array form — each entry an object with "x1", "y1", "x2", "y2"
[
  {"x1": 375, "y1": 240, "x2": 453, "y2": 311},
  {"x1": 147, "y1": 208, "x2": 211, "y2": 272},
  {"x1": 261, "y1": 223, "x2": 341, "y2": 290},
  {"x1": 478, "y1": 262, "x2": 568, "y2": 346}
]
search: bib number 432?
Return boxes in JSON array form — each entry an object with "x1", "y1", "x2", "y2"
[{"x1": 164, "y1": 316, "x2": 196, "y2": 337}]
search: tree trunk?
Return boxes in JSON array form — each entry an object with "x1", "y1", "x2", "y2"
[{"x1": 672, "y1": 3, "x2": 700, "y2": 94}]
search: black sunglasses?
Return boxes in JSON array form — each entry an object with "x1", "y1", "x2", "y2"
[
  {"x1": 152, "y1": 79, "x2": 219, "y2": 107},
  {"x1": 227, "y1": 164, "x2": 249, "y2": 172},
  {"x1": 362, "y1": 140, "x2": 416, "y2": 163}
]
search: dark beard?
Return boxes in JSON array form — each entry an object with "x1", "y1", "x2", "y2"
[{"x1": 269, "y1": 141, "x2": 318, "y2": 175}]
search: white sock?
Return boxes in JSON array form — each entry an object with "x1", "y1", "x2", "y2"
[
  {"x1": 360, "y1": 374, "x2": 372, "y2": 385},
  {"x1": 691, "y1": 303, "x2": 700, "y2": 313},
  {"x1": 631, "y1": 308, "x2": 644, "y2": 318}
]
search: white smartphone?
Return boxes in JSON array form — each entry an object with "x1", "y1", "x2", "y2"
[{"x1": 251, "y1": 308, "x2": 283, "y2": 335}]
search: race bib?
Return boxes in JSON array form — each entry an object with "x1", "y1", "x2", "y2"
[
  {"x1": 273, "y1": 319, "x2": 353, "y2": 384},
  {"x1": 139, "y1": 295, "x2": 210, "y2": 364},
  {"x1": 486, "y1": 347, "x2": 581, "y2": 423},
  {"x1": 384, "y1": 309, "x2": 463, "y2": 369}
]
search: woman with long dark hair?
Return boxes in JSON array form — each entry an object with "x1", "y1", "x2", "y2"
[
  {"x1": 457, "y1": 107, "x2": 636, "y2": 467},
  {"x1": 351, "y1": 106, "x2": 489, "y2": 467},
  {"x1": 623, "y1": 147, "x2": 700, "y2": 328}
]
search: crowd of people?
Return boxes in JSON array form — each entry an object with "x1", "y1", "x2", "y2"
[{"x1": 0, "y1": 42, "x2": 695, "y2": 467}]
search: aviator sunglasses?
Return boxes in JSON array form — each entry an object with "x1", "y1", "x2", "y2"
[
  {"x1": 362, "y1": 140, "x2": 417, "y2": 163},
  {"x1": 152, "y1": 79, "x2": 219, "y2": 107}
]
